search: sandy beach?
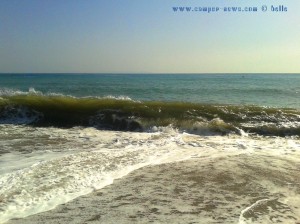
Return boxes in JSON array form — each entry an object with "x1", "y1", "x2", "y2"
[{"x1": 7, "y1": 153, "x2": 300, "y2": 224}]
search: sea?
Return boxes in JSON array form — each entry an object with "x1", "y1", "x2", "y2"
[{"x1": 0, "y1": 73, "x2": 300, "y2": 223}]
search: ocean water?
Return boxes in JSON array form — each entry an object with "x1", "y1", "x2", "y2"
[
  {"x1": 0, "y1": 73, "x2": 300, "y2": 223},
  {"x1": 1, "y1": 73, "x2": 300, "y2": 108}
]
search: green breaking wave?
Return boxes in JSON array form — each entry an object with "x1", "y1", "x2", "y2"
[{"x1": 0, "y1": 95, "x2": 300, "y2": 136}]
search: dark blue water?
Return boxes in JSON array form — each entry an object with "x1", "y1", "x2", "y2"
[{"x1": 1, "y1": 73, "x2": 300, "y2": 108}]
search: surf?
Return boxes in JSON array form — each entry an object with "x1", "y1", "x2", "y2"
[{"x1": 0, "y1": 93, "x2": 300, "y2": 136}]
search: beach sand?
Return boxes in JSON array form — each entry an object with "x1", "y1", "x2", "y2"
[{"x1": 7, "y1": 152, "x2": 300, "y2": 224}]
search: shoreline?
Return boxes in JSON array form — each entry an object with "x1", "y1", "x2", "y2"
[{"x1": 7, "y1": 154, "x2": 300, "y2": 224}]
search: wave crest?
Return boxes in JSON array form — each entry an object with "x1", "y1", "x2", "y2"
[{"x1": 0, "y1": 93, "x2": 299, "y2": 136}]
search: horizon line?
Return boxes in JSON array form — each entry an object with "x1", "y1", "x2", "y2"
[{"x1": 1, "y1": 72, "x2": 300, "y2": 75}]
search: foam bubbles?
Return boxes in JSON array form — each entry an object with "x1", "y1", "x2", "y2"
[
  {"x1": 0, "y1": 105, "x2": 43, "y2": 125},
  {"x1": 0, "y1": 125, "x2": 300, "y2": 223}
]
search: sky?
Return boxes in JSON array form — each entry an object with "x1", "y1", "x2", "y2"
[{"x1": 0, "y1": 0, "x2": 299, "y2": 73}]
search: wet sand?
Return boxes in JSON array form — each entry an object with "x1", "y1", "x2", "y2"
[{"x1": 8, "y1": 154, "x2": 300, "y2": 224}]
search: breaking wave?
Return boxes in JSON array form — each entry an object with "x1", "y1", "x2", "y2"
[{"x1": 0, "y1": 92, "x2": 300, "y2": 136}]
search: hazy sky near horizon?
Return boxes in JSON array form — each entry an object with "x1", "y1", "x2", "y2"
[{"x1": 0, "y1": 0, "x2": 299, "y2": 73}]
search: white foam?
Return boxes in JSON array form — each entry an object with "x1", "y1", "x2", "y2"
[
  {"x1": 101, "y1": 95, "x2": 136, "y2": 101},
  {"x1": 239, "y1": 198, "x2": 275, "y2": 224},
  {"x1": 0, "y1": 87, "x2": 137, "y2": 102},
  {"x1": 0, "y1": 126, "x2": 182, "y2": 222},
  {"x1": 0, "y1": 125, "x2": 300, "y2": 223}
]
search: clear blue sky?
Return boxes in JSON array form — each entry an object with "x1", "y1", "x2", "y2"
[{"x1": 0, "y1": 0, "x2": 299, "y2": 73}]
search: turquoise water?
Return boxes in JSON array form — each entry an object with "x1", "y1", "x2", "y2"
[{"x1": 1, "y1": 73, "x2": 300, "y2": 108}]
